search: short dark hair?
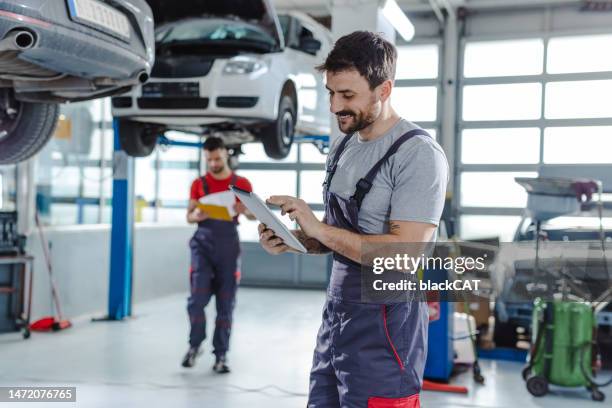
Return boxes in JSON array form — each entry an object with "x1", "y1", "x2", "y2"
[
  {"x1": 203, "y1": 136, "x2": 226, "y2": 152},
  {"x1": 315, "y1": 31, "x2": 397, "y2": 89}
]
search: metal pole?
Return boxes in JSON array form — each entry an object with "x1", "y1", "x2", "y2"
[{"x1": 107, "y1": 119, "x2": 135, "y2": 320}]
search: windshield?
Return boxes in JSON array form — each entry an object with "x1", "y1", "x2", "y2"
[{"x1": 156, "y1": 18, "x2": 277, "y2": 51}]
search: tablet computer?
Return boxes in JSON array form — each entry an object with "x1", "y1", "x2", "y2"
[{"x1": 230, "y1": 186, "x2": 308, "y2": 253}]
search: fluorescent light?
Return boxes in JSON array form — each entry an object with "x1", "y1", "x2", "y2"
[{"x1": 381, "y1": 0, "x2": 415, "y2": 42}]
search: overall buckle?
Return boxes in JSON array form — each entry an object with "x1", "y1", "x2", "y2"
[
  {"x1": 323, "y1": 164, "x2": 337, "y2": 187},
  {"x1": 351, "y1": 178, "x2": 373, "y2": 207}
]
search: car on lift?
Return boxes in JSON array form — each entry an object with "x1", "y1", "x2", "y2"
[
  {"x1": 0, "y1": 0, "x2": 155, "y2": 165},
  {"x1": 111, "y1": 0, "x2": 332, "y2": 159}
]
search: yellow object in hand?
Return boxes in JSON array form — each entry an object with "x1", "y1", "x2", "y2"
[{"x1": 196, "y1": 203, "x2": 233, "y2": 221}]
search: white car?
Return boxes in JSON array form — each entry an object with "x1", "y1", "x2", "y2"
[{"x1": 112, "y1": 0, "x2": 331, "y2": 159}]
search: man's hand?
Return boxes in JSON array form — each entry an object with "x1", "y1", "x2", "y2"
[
  {"x1": 191, "y1": 208, "x2": 209, "y2": 223},
  {"x1": 266, "y1": 195, "x2": 323, "y2": 239},
  {"x1": 258, "y1": 223, "x2": 293, "y2": 255},
  {"x1": 234, "y1": 201, "x2": 256, "y2": 220},
  {"x1": 234, "y1": 201, "x2": 248, "y2": 214}
]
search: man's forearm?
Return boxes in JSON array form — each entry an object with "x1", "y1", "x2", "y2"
[
  {"x1": 292, "y1": 230, "x2": 331, "y2": 254},
  {"x1": 314, "y1": 224, "x2": 419, "y2": 264}
]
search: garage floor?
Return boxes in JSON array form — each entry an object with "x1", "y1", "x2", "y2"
[{"x1": 0, "y1": 287, "x2": 608, "y2": 408}]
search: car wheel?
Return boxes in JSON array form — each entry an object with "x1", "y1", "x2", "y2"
[
  {"x1": 260, "y1": 95, "x2": 295, "y2": 159},
  {"x1": 118, "y1": 119, "x2": 160, "y2": 157},
  {"x1": 0, "y1": 90, "x2": 59, "y2": 165}
]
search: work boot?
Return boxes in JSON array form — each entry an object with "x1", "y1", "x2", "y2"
[
  {"x1": 181, "y1": 346, "x2": 200, "y2": 368},
  {"x1": 213, "y1": 354, "x2": 230, "y2": 374}
]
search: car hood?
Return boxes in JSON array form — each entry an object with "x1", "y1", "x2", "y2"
[{"x1": 146, "y1": 0, "x2": 283, "y2": 47}]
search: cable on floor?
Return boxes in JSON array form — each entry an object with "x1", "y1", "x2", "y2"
[{"x1": 5, "y1": 376, "x2": 308, "y2": 398}]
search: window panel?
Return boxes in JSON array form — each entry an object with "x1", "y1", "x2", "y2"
[
  {"x1": 82, "y1": 167, "x2": 103, "y2": 197},
  {"x1": 544, "y1": 126, "x2": 612, "y2": 164},
  {"x1": 239, "y1": 170, "x2": 297, "y2": 198},
  {"x1": 88, "y1": 128, "x2": 113, "y2": 161},
  {"x1": 547, "y1": 34, "x2": 612, "y2": 74},
  {"x1": 88, "y1": 97, "x2": 112, "y2": 123},
  {"x1": 545, "y1": 80, "x2": 612, "y2": 119},
  {"x1": 462, "y1": 83, "x2": 542, "y2": 121},
  {"x1": 136, "y1": 207, "x2": 157, "y2": 223},
  {"x1": 459, "y1": 215, "x2": 522, "y2": 241},
  {"x1": 396, "y1": 44, "x2": 439, "y2": 80},
  {"x1": 300, "y1": 171, "x2": 325, "y2": 204},
  {"x1": 99, "y1": 127, "x2": 114, "y2": 161},
  {"x1": 157, "y1": 208, "x2": 188, "y2": 224},
  {"x1": 50, "y1": 204, "x2": 78, "y2": 226},
  {"x1": 240, "y1": 142, "x2": 297, "y2": 163},
  {"x1": 423, "y1": 128, "x2": 437, "y2": 140},
  {"x1": 158, "y1": 168, "x2": 198, "y2": 202},
  {"x1": 51, "y1": 167, "x2": 80, "y2": 197},
  {"x1": 82, "y1": 205, "x2": 101, "y2": 224},
  {"x1": 101, "y1": 206, "x2": 112, "y2": 224},
  {"x1": 464, "y1": 39, "x2": 544, "y2": 77},
  {"x1": 460, "y1": 172, "x2": 536, "y2": 208},
  {"x1": 300, "y1": 143, "x2": 327, "y2": 163},
  {"x1": 461, "y1": 128, "x2": 540, "y2": 164},
  {"x1": 392, "y1": 86, "x2": 437, "y2": 122},
  {"x1": 135, "y1": 154, "x2": 157, "y2": 202}
]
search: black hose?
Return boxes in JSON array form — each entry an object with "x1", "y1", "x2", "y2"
[{"x1": 579, "y1": 341, "x2": 612, "y2": 388}]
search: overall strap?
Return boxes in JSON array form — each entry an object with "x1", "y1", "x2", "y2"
[
  {"x1": 201, "y1": 176, "x2": 209, "y2": 196},
  {"x1": 230, "y1": 173, "x2": 238, "y2": 188},
  {"x1": 322, "y1": 133, "x2": 354, "y2": 193},
  {"x1": 350, "y1": 129, "x2": 431, "y2": 210}
]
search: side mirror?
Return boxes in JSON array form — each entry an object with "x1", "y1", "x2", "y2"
[{"x1": 299, "y1": 37, "x2": 321, "y2": 55}]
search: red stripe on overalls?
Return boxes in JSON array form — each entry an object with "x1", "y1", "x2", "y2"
[
  {"x1": 368, "y1": 394, "x2": 420, "y2": 408},
  {"x1": 382, "y1": 305, "x2": 405, "y2": 371}
]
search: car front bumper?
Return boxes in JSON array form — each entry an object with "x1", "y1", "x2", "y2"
[{"x1": 112, "y1": 60, "x2": 283, "y2": 127}]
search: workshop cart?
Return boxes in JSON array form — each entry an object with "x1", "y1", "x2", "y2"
[{"x1": 0, "y1": 255, "x2": 34, "y2": 339}]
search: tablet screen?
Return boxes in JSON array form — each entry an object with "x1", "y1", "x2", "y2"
[{"x1": 231, "y1": 186, "x2": 308, "y2": 253}]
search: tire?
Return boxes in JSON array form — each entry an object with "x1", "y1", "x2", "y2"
[
  {"x1": 0, "y1": 94, "x2": 59, "y2": 165},
  {"x1": 526, "y1": 375, "x2": 548, "y2": 397},
  {"x1": 260, "y1": 95, "x2": 295, "y2": 159},
  {"x1": 118, "y1": 119, "x2": 160, "y2": 157},
  {"x1": 592, "y1": 389, "x2": 605, "y2": 402}
]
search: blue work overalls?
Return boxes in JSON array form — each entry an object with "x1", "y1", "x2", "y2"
[
  {"x1": 308, "y1": 129, "x2": 431, "y2": 408},
  {"x1": 187, "y1": 174, "x2": 241, "y2": 357}
]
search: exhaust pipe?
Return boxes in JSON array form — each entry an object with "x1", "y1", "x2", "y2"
[
  {"x1": 0, "y1": 30, "x2": 36, "y2": 51},
  {"x1": 137, "y1": 71, "x2": 149, "y2": 84},
  {"x1": 14, "y1": 30, "x2": 35, "y2": 49}
]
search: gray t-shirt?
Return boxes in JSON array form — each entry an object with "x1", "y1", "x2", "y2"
[{"x1": 326, "y1": 118, "x2": 449, "y2": 234}]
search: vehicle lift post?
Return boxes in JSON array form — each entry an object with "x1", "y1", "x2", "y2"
[{"x1": 94, "y1": 119, "x2": 135, "y2": 321}]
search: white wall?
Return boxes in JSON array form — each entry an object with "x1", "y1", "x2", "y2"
[{"x1": 25, "y1": 225, "x2": 192, "y2": 321}]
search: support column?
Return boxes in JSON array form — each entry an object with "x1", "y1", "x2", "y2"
[
  {"x1": 107, "y1": 119, "x2": 135, "y2": 320},
  {"x1": 440, "y1": 10, "x2": 459, "y2": 195}
]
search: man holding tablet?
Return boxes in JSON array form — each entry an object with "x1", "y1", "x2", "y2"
[
  {"x1": 258, "y1": 31, "x2": 448, "y2": 407},
  {"x1": 183, "y1": 136, "x2": 255, "y2": 373}
]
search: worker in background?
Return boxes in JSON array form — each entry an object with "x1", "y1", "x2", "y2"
[
  {"x1": 259, "y1": 31, "x2": 448, "y2": 407},
  {"x1": 183, "y1": 136, "x2": 255, "y2": 373}
]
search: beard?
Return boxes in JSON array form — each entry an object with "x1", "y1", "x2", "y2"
[
  {"x1": 209, "y1": 165, "x2": 225, "y2": 174},
  {"x1": 335, "y1": 105, "x2": 378, "y2": 134}
]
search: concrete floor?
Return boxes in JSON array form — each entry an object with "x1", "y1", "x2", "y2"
[{"x1": 0, "y1": 287, "x2": 609, "y2": 408}]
